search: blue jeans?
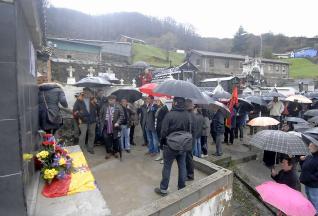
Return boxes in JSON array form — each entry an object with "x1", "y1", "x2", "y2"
[
  {"x1": 120, "y1": 125, "x2": 130, "y2": 150},
  {"x1": 305, "y1": 186, "x2": 318, "y2": 212},
  {"x1": 193, "y1": 138, "x2": 202, "y2": 157},
  {"x1": 160, "y1": 146, "x2": 186, "y2": 192},
  {"x1": 146, "y1": 129, "x2": 159, "y2": 153}
]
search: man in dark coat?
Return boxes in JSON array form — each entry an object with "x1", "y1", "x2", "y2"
[
  {"x1": 271, "y1": 156, "x2": 301, "y2": 191},
  {"x1": 154, "y1": 97, "x2": 193, "y2": 196},
  {"x1": 73, "y1": 90, "x2": 98, "y2": 154},
  {"x1": 210, "y1": 108, "x2": 225, "y2": 156},
  {"x1": 138, "y1": 98, "x2": 148, "y2": 146},
  {"x1": 300, "y1": 141, "x2": 318, "y2": 211},
  {"x1": 185, "y1": 99, "x2": 197, "y2": 180},
  {"x1": 39, "y1": 83, "x2": 68, "y2": 134},
  {"x1": 144, "y1": 96, "x2": 159, "y2": 155},
  {"x1": 99, "y1": 95, "x2": 124, "y2": 159}
]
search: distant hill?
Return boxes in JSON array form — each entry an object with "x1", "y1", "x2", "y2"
[
  {"x1": 46, "y1": 7, "x2": 318, "y2": 57},
  {"x1": 132, "y1": 43, "x2": 185, "y2": 67},
  {"x1": 286, "y1": 58, "x2": 318, "y2": 78}
]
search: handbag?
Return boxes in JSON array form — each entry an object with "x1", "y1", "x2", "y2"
[
  {"x1": 166, "y1": 114, "x2": 193, "y2": 152},
  {"x1": 43, "y1": 92, "x2": 62, "y2": 124}
]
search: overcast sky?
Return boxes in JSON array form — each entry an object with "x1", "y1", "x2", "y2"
[{"x1": 49, "y1": 0, "x2": 317, "y2": 39}]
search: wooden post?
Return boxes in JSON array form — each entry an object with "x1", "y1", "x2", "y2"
[{"x1": 47, "y1": 59, "x2": 52, "y2": 82}]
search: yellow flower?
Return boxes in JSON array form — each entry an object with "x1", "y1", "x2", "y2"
[
  {"x1": 36, "y1": 151, "x2": 49, "y2": 160},
  {"x1": 43, "y1": 168, "x2": 58, "y2": 180},
  {"x1": 59, "y1": 158, "x2": 66, "y2": 166},
  {"x1": 23, "y1": 153, "x2": 33, "y2": 161}
]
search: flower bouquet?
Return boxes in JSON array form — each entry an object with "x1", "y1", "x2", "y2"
[{"x1": 35, "y1": 133, "x2": 73, "y2": 184}]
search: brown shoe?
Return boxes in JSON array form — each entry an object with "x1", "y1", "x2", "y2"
[
  {"x1": 142, "y1": 143, "x2": 147, "y2": 146},
  {"x1": 145, "y1": 152, "x2": 151, "y2": 155},
  {"x1": 105, "y1": 154, "x2": 111, "y2": 160},
  {"x1": 114, "y1": 153, "x2": 119, "y2": 158}
]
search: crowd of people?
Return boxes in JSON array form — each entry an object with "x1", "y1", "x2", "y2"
[{"x1": 38, "y1": 83, "x2": 318, "y2": 213}]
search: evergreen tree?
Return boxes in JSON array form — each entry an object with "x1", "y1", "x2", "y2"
[{"x1": 231, "y1": 26, "x2": 248, "y2": 54}]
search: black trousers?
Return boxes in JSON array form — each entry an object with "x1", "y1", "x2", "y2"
[
  {"x1": 104, "y1": 133, "x2": 120, "y2": 154},
  {"x1": 130, "y1": 125, "x2": 135, "y2": 145},
  {"x1": 201, "y1": 136, "x2": 208, "y2": 155},
  {"x1": 186, "y1": 151, "x2": 194, "y2": 179},
  {"x1": 224, "y1": 127, "x2": 234, "y2": 144}
]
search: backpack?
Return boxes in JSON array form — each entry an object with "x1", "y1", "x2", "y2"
[{"x1": 166, "y1": 114, "x2": 193, "y2": 152}]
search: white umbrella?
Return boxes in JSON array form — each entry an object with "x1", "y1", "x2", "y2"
[{"x1": 285, "y1": 95, "x2": 312, "y2": 104}]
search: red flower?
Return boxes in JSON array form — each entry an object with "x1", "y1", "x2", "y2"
[
  {"x1": 55, "y1": 146, "x2": 67, "y2": 156},
  {"x1": 42, "y1": 141, "x2": 55, "y2": 146},
  {"x1": 43, "y1": 134, "x2": 53, "y2": 138}
]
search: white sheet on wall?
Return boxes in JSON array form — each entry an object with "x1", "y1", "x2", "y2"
[{"x1": 29, "y1": 41, "x2": 35, "y2": 77}]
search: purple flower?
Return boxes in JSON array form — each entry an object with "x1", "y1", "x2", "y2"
[{"x1": 56, "y1": 170, "x2": 65, "y2": 179}]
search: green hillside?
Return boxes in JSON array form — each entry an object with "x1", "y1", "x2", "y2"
[
  {"x1": 132, "y1": 43, "x2": 185, "y2": 68},
  {"x1": 286, "y1": 58, "x2": 318, "y2": 78}
]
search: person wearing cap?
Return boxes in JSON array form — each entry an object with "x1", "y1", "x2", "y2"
[
  {"x1": 73, "y1": 89, "x2": 98, "y2": 154},
  {"x1": 99, "y1": 95, "x2": 124, "y2": 159},
  {"x1": 154, "y1": 97, "x2": 169, "y2": 162},
  {"x1": 154, "y1": 97, "x2": 193, "y2": 196},
  {"x1": 300, "y1": 134, "x2": 318, "y2": 212},
  {"x1": 267, "y1": 96, "x2": 284, "y2": 130}
]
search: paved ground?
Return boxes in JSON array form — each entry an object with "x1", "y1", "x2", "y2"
[{"x1": 85, "y1": 144, "x2": 207, "y2": 216}]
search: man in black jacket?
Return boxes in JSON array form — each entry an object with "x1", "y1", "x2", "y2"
[
  {"x1": 73, "y1": 90, "x2": 98, "y2": 154},
  {"x1": 271, "y1": 156, "x2": 300, "y2": 191},
  {"x1": 210, "y1": 108, "x2": 225, "y2": 156},
  {"x1": 300, "y1": 140, "x2": 318, "y2": 212},
  {"x1": 154, "y1": 97, "x2": 193, "y2": 196}
]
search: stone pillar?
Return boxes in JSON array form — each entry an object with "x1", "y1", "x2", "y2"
[{"x1": 0, "y1": 1, "x2": 39, "y2": 215}]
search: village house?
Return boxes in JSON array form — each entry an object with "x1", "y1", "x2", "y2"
[{"x1": 188, "y1": 49, "x2": 290, "y2": 85}]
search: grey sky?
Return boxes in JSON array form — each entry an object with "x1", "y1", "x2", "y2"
[{"x1": 49, "y1": 0, "x2": 317, "y2": 38}]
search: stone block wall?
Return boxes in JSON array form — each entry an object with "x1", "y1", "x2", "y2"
[
  {"x1": 0, "y1": 1, "x2": 39, "y2": 215},
  {"x1": 53, "y1": 49, "x2": 100, "y2": 62}
]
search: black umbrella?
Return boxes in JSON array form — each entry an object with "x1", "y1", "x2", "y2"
[
  {"x1": 308, "y1": 116, "x2": 318, "y2": 124},
  {"x1": 208, "y1": 101, "x2": 231, "y2": 118},
  {"x1": 238, "y1": 98, "x2": 254, "y2": 112},
  {"x1": 103, "y1": 86, "x2": 142, "y2": 103},
  {"x1": 293, "y1": 123, "x2": 313, "y2": 132},
  {"x1": 304, "y1": 109, "x2": 318, "y2": 117},
  {"x1": 301, "y1": 133, "x2": 318, "y2": 146},
  {"x1": 303, "y1": 127, "x2": 318, "y2": 135},
  {"x1": 191, "y1": 92, "x2": 214, "y2": 105},
  {"x1": 304, "y1": 92, "x2": 318, "y2": 100},
  {"x1": 249, "y1": 130, "x2": 309, "y2": 155},
  {"x1": 262, "y1": 89, "x2": 286, "y2": 101},
  {"x1": 285, "y1": 117, "x2": 308, "y2": 124},
  {"x1": 74, "y1": 76, "x2": 112, "y2": 88},
  {"x1": 154, "y1": 80, "x2": 205, "y2": 100},
  {"x1": 245, "y1": 95, "x2": 267, "y2": 106}
]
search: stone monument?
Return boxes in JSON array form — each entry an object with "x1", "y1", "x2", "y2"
[
  {"x1": 87, "y1": 66, "x2": 95, "y2": 77},
  {"x1": 66, "y1": 66, "x2": 76, "y2": 84}
]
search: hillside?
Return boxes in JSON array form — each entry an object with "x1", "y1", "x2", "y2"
[
  {"x1": 286, "y1": 58, "x2": 318, "y2": 78},
  {"x1": 46, "y1": 7, "x2": 317, "y2": 55},
  {"x1": 132, "y1": 43, "x2": 185, "y2": 67}
]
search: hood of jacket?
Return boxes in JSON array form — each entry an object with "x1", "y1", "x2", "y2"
[{"x1": 39, "y1": 83, "x2": 63, "y2": 91}]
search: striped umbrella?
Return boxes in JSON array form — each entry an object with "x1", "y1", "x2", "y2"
[{"x1": 249, "y1": 130, "x2": 309, "y2": 155}]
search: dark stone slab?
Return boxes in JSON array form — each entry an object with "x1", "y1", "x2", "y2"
[
  {"x1": 0, "y1": 119, "x2": 21, "y2": 176},
  {"x1": 0, "y1": 62, "x2": 18, "y2": 119},
  {"x1": 0, "y1": 3, "x2": 16, "y2": 63},
  {"x1": 0, "y1": 173, "x2": 27, "y2": 216}
]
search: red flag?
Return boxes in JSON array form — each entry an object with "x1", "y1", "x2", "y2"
[{"x1": 225, "y1": 86, "x2": 238, "y2": 128}]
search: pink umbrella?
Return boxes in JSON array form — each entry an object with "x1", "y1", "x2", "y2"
[{"x1": 256, "y1": 181, "x2": 316, "y2": 216}]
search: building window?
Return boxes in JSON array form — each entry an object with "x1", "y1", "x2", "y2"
[
  {"x1": 196, "y1": 59, "x2": 201, "y2": 66},
  {"x1": 209, "y1": 58, "x2": 214, "y2": 67},
  {"x1": 268, "y1": 64, "x2": 272, "y2": 71},
  {"x1": 67, "y1": 55, "x2": 72, "y2": 59},
  {"x1": 282, "y1": 65, "x2": 286, "y2": 71},
  {"x1": 225, "y1": 59, "x2": 230, "y2": 68},
  {"x1": 275, "y1": 65, "x2": 279, "y2": 71},
  {"x1": 239, "y1": 61, "x2": 243, "y2": 68}
]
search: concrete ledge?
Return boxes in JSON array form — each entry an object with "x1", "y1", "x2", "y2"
[
  {"x1": 127, "y1": 157, "x2": 233, "y2": 216},
  {"x1": 34, "y1": 145, "x2": 111, "y2": 216}
]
